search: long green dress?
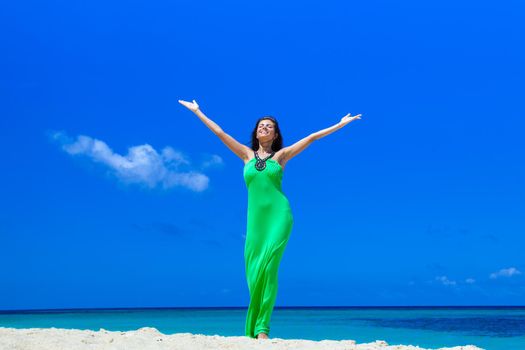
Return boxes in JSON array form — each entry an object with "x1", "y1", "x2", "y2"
[{"x1": 243, "y1": 151, "x2": 294, "y2": 338}]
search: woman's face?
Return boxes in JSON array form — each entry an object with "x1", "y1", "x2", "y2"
[{"x1": 257, "y1": 119, "x2": 277, "y2": 143}]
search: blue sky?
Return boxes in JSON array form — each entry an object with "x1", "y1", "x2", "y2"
[{"x1": 1, "y1": 1, "x2": 524, "y2": 310}]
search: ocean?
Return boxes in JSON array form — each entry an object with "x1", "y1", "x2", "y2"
[{"x1": 1, "y1": 306, "x2": 524, "y2": 350}]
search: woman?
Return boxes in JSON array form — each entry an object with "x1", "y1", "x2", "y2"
[{"x1": 178, "y1": 99, "x2": 361, "y2": 339}]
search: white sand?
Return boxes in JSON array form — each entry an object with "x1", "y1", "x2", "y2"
[{"x1": 0, "y1": 327, "x2": 484, "y2": 350}]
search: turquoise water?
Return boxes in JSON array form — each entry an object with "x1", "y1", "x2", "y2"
[{"x1": 1, "y1": 307, "x2": 524, "y2": 350}]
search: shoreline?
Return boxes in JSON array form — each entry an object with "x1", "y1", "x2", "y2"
[{"x1": 0, "y1": 326, "x2": 484, "y2": 350}]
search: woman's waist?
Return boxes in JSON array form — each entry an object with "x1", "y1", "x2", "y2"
[{"x1": 247, "y1": 196, "x2": 292, "y2": 210}]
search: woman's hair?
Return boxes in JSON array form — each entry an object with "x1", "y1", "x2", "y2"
[{"x1": 249, "y1": 116, "x2": 283, "y2": 152}]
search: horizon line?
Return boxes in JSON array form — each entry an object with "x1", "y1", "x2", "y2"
[{"x1": 1, "y1": 305, "x2": 524, "y2": 313}]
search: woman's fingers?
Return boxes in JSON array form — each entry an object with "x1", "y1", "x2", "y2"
[
  {"x1": 178, "y1": 99, "x2": 199, "y2": 112},
  {"x1": 178, "y1": 100, "x2": 194, "y2": 108},
  {"x1": 341, "y1": 113, "x2": 362, "y2": 125}
]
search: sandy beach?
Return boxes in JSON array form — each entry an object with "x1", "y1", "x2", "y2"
[{"x1": 0, "y1": 327, "x2": 484, "y2": 350}]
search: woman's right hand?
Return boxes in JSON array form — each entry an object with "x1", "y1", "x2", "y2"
[{"x1": 178, "y1": 99, "x2": 200, "y2": 113}]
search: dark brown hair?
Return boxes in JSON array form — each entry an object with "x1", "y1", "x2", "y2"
[{"x1": 249, "y1": 116, "x2": 283, "y2": 152}]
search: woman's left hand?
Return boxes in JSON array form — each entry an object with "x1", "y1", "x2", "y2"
[{"x1": 339, "y1": 113, "x2": 362, "y2": 127}]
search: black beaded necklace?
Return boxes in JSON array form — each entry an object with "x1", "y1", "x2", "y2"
[{"x1": 254, "y1": 150, "x2": 275, "y2": 171}]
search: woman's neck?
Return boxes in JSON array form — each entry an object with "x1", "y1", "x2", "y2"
[{"x1": 258, "y1": 141, "x2": 273, "y2": 154}]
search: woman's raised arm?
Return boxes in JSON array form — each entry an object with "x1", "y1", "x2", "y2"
[
  {"x1": 178, "y1": 99, "x2": 252, "y2": 161},
  {"x1": 280, "y1": 113, "x2": 362, "y2": 163}
]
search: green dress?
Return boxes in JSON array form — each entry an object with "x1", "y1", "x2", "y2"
[{"x1": 243, "y1": 152, "x2": 294, "y2": 338}]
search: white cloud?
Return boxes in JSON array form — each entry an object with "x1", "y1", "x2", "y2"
[
  {"x1": 490, "y1": 267, "x2": 521, "y2": 279},
  {"x1": 161, "y1": 146, "x2": 191, "y2": 166},
  {"x1": 50, "y1": 131, "x2": 220, "y2": 192},
  {"x1": 465, "y1": 278, "x2": 476, "y2": 284},
  {"x1": 435, "y1": 275, "x2": 457, "y2": 286},
  {"x1": 200, "y1": 154, "x2": 224, "y2": 169}
]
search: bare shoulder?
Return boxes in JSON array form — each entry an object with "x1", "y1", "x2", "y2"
[
  {"x1": 274, "y1": 147, "x2": 288, "y2": 162},
  {"x1": 242, "y1": 145, "x2": 254, "y2": 165},
  {"x1": 274, "y1": 148, "x2": 289, "y2": 169}
]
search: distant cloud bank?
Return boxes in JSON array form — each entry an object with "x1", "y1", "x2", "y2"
[
  {"x1": 435, "y1": 275, "x2": 457, "y2": 286},
  {"x1": 49, "y1": 131, "x2": 223, "y2": 192},
  {"x1": 490, "y1": 267, "x2": 521, "y2": 279},
  {"x1": 427, "y1": 266, "x2": 522, "y2": 288}
]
